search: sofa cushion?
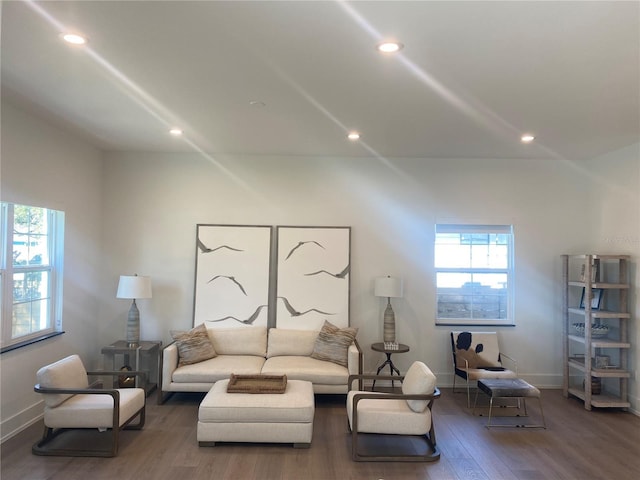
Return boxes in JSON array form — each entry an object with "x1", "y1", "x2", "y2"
[
  {"x1": 172, "y1": 355, "x2": 266, "y2": 383},
  {"x1": 207, "y1": 325, "x2": 267, "y2": 356},
  {"x1": 266, "y1": 328, "x2": 319, "y2": 358},
  {"x1": 310, "y1": 320, "x2": 358, "y2": 367},
  {"x1": 401, "y1": 361, "x2": 436, "y2": 413},
  {"x1": 171, "y1": 324, "x2": 217, "y2": 366},
  {"x1": 262, "y1": 356, "x2": 348, "y2": 385}
]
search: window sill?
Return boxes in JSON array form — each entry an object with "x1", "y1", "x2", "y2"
[{"x1": 1, "y1": 331, "x2": 65, "y2": 354}]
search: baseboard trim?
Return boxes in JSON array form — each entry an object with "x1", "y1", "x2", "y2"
[{"x1": 1, "y1": 400, "x2": 43, "y2": 444}]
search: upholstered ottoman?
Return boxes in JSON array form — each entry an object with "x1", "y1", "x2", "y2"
[
  {"x1": 473, "y1": 378, "x2": 546, "y2": 428},
  {"x1": 197, "y1": 379, "x2": 315, "y2": 448}
]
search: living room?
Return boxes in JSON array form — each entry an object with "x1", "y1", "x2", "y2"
[{"x1": 1, "y1": 1, "x2": 639, "y2": 477}]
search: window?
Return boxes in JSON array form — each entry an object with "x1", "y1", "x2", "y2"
[
  {"x1": 435, "y1": 224, "x2": 514, "y2": 326},
  {"x1": 1, "y1": 203, "x2": 64, "y2": 351}
]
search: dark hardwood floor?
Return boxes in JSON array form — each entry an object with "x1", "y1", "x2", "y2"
[{"x1": 2, "y1": 387, "x2": 639, "y2": 480}]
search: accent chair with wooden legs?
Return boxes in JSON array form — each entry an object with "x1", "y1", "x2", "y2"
[
  {"x1": 347, "y1": 361, "x2": 440, "y2": 462},
  {"x1": 33, "y1": 354, "x2": 146, "y2": 457}
]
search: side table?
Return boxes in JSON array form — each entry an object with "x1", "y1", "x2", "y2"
[
  {"x1": 101, "y1": 340, "x2": 161, "y2": 396},
  {"x1": 370, "y1": 342, "x2": 410, "y2": 390}
]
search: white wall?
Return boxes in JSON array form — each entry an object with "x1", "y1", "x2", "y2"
[
  {"x1": 584, "y1": 143, "x2": 640, "y2": 409},
  {"x1": 2, "y1": 100, "x2": 637, "y2": 441},
  {"x1": 0, "y1": 100, "x2": 104, "y2": 440},
  {"x1": 98, "y1": 151, "x2": 591, "y2": 391}
]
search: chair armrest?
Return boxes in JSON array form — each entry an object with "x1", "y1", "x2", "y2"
[
  {"x1": 352, "y1": 387, "x2": 441, "y2": 402},
  {"x1": 499, "y1": 352, "x2": 517, "y2": 375},
  {"x1": 87, "y1": 370, "x2": 148, "y2": 389},
  {"x1": 34, "y1": 384, "x2": 121, "y2": 399},
  {"x1": 348, "y1": 373, "x2": 406, "y2": 391}
]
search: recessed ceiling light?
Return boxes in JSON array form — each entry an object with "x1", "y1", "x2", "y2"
[
  {"x1": 377, "y1": 41, "x2": 403, "y2": 53},
  {"x1": 347, "y1": 132, "x2": 361, "y2": 140},
  {"x1": 61, "y1": 33, "x2": 87, "y2": 45},
  {"x1": 521, "y1": 134, "x2": 535, "y2": 143},
  {"x1": 169, "y1": 128, "x2": 183, "y2": 136}
]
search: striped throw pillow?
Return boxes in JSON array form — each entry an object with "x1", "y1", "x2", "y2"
[
  {"x1": 311, "y1": 320, "x2": 358, "y2": 367},
  {"x1": 171, "y1": 323, "x2": 217, "y2": 366}
]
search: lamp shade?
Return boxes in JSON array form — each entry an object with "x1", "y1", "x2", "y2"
[
  {"x1": 374, "y1": 276, "x2": 403, "y2": 298},
  {"x1": 116, "y1": 275, "x2": 152, "y2": 299}
]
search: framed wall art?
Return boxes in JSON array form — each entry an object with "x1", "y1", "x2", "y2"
[
  {"x1": 193, "y1": 224, "x2": 272, "y2": 328},
  {"x1": 276, "y1": 226, "x2": 350, "y2": 330}
]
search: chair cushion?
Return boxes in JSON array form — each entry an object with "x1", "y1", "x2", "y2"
[
  {"x1": 171, "y1": 323, "x2": 217, "y2": 366},
  {"x1": 36, "y1": 355, "x2": 89, "y2": 408},
  {"x1": 310, "y1": 320, "x2": 358, "y2": 367},
  {"x1": 401, "y1": 361, "x2": 436, "y2": 413},
  {"x1": 43, "y1": 388, "x2": 145, "y2": 429},
  {"x1": 266, "y1": 328, "x2": 318, "y2": 357},
  {"x1": 347, "y1": 392, "x2": 432, "y2": 435},
  {"x1": 464, "y1": 367, "x2": 517, "y2": 381},
  {"x1": 452, "y1": 331, "x2": 502, "y2": 368},
  {"x1": 207, "y1": 326, "x2": 267, "y2": 356}
]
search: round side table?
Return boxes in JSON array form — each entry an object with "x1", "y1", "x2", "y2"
[{"x1": 370, "y1": 342, "x2": 410, "y2": 390}]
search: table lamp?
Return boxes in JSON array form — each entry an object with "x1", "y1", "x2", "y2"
[
  {"x1": 117, "y1": 274, "x2": 152, "y2": 347},
  {"x1": 374, "y1": 276, "x2": 403, "y2": 343}
]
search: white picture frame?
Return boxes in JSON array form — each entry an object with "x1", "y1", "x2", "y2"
[
  {"x1": 193, "y1": 224, "x2": 272, "y2": 328},
  {"x1": 275, "y1": 226, "x2": 351, "y2": 330}
]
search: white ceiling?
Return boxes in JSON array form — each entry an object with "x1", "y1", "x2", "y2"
[{"x1": 2, "y1": 0, "x2": 639, "y2": 160}]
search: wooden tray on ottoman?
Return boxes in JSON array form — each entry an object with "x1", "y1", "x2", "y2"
[{"x1": 227, "y1": 374, "x2": 287, "y2": 394}]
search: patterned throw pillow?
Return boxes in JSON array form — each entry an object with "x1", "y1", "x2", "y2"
[
  {"x1": 170, "y1": 324, "x2": 217, "y2": 366},
  {"x1": 310, "y1": 320, "x2": 358, "y2": 367}
]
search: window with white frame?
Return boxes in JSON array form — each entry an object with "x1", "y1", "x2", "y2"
[
  {"x1": 1, "y1": 203, "x2": 65, "y2": 352},
  {"x1": 435, "y1": 224, "x2": 514, "y2": 326}
]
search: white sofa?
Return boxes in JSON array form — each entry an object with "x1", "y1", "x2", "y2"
[{"x1": 160, "y1": 326, "x2": 362, "y2": 403}]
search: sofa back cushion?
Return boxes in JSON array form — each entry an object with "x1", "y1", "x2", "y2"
[
  {"x1": 36, "y1": 354, "x2": 89, "y2": 408},
  {"x1": 266, "y1": 328, "x2": 319, "y2": 358},
  {"x1": 207, "y1": 325, "x2": 267, "y2": 356},
  {"x1": 402, "y1": 361, "x2": 437, "y2": 413}
]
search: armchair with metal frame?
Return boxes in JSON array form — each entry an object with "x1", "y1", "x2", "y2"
[{"x1": 450, "y1": 331, "x2": 518, "y2": 408}]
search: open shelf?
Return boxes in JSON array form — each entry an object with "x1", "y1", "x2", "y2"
[{"x1": 562, "y1": 255, "x2": 632, "y2": 411}]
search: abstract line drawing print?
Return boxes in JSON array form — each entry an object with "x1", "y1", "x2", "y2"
[
  {"x1": 276, "y1": 226, "x2": 350, "y2": 330},
  {"x1": 207, "y1": 275, "x2": 248, "y2": 296},
  {"x1": 285, "y1": 241, "x2": 325, "y2": 260},
  {"x1": 277, "y1": 296, "x2": 334, "y2": 317},
  {"x1": 194, "y1": 225, "x2": 272, "y2": 328},
  {"x1": 209, "y1": 304, "x2": 268, "y2": 326}
]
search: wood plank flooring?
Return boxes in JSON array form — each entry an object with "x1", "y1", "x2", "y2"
[{"x1": 2, "y1": 388, "x2": 639, "y2": 480}]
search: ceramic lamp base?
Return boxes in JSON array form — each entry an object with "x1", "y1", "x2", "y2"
[{"x1": 383, "y1": 300, "x2": 396, "y2": 343}]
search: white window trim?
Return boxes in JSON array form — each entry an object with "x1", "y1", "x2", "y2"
[
  {"x1": 435, "y1": 224, "x2": 515, "y2": 326},
  {"x1": 1, "y1": 203, "x2": 64, "y2": 352}
]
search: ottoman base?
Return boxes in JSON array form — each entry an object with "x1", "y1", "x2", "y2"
[{"x1": 197, "y1": 379, "x2": 315, "y2": 447}]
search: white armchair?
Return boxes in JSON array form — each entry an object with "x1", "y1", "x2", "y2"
[
  {"x1": 32, "y1": 354, "x2": 146, "y2": 457},
  {"x1": 346, "y1": 361, "x2": 440, "y2": 462}
]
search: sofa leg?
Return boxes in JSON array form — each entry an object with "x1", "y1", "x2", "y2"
[{"x1": 157, "y1": 390, "x2": 173, "y2": 405}]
